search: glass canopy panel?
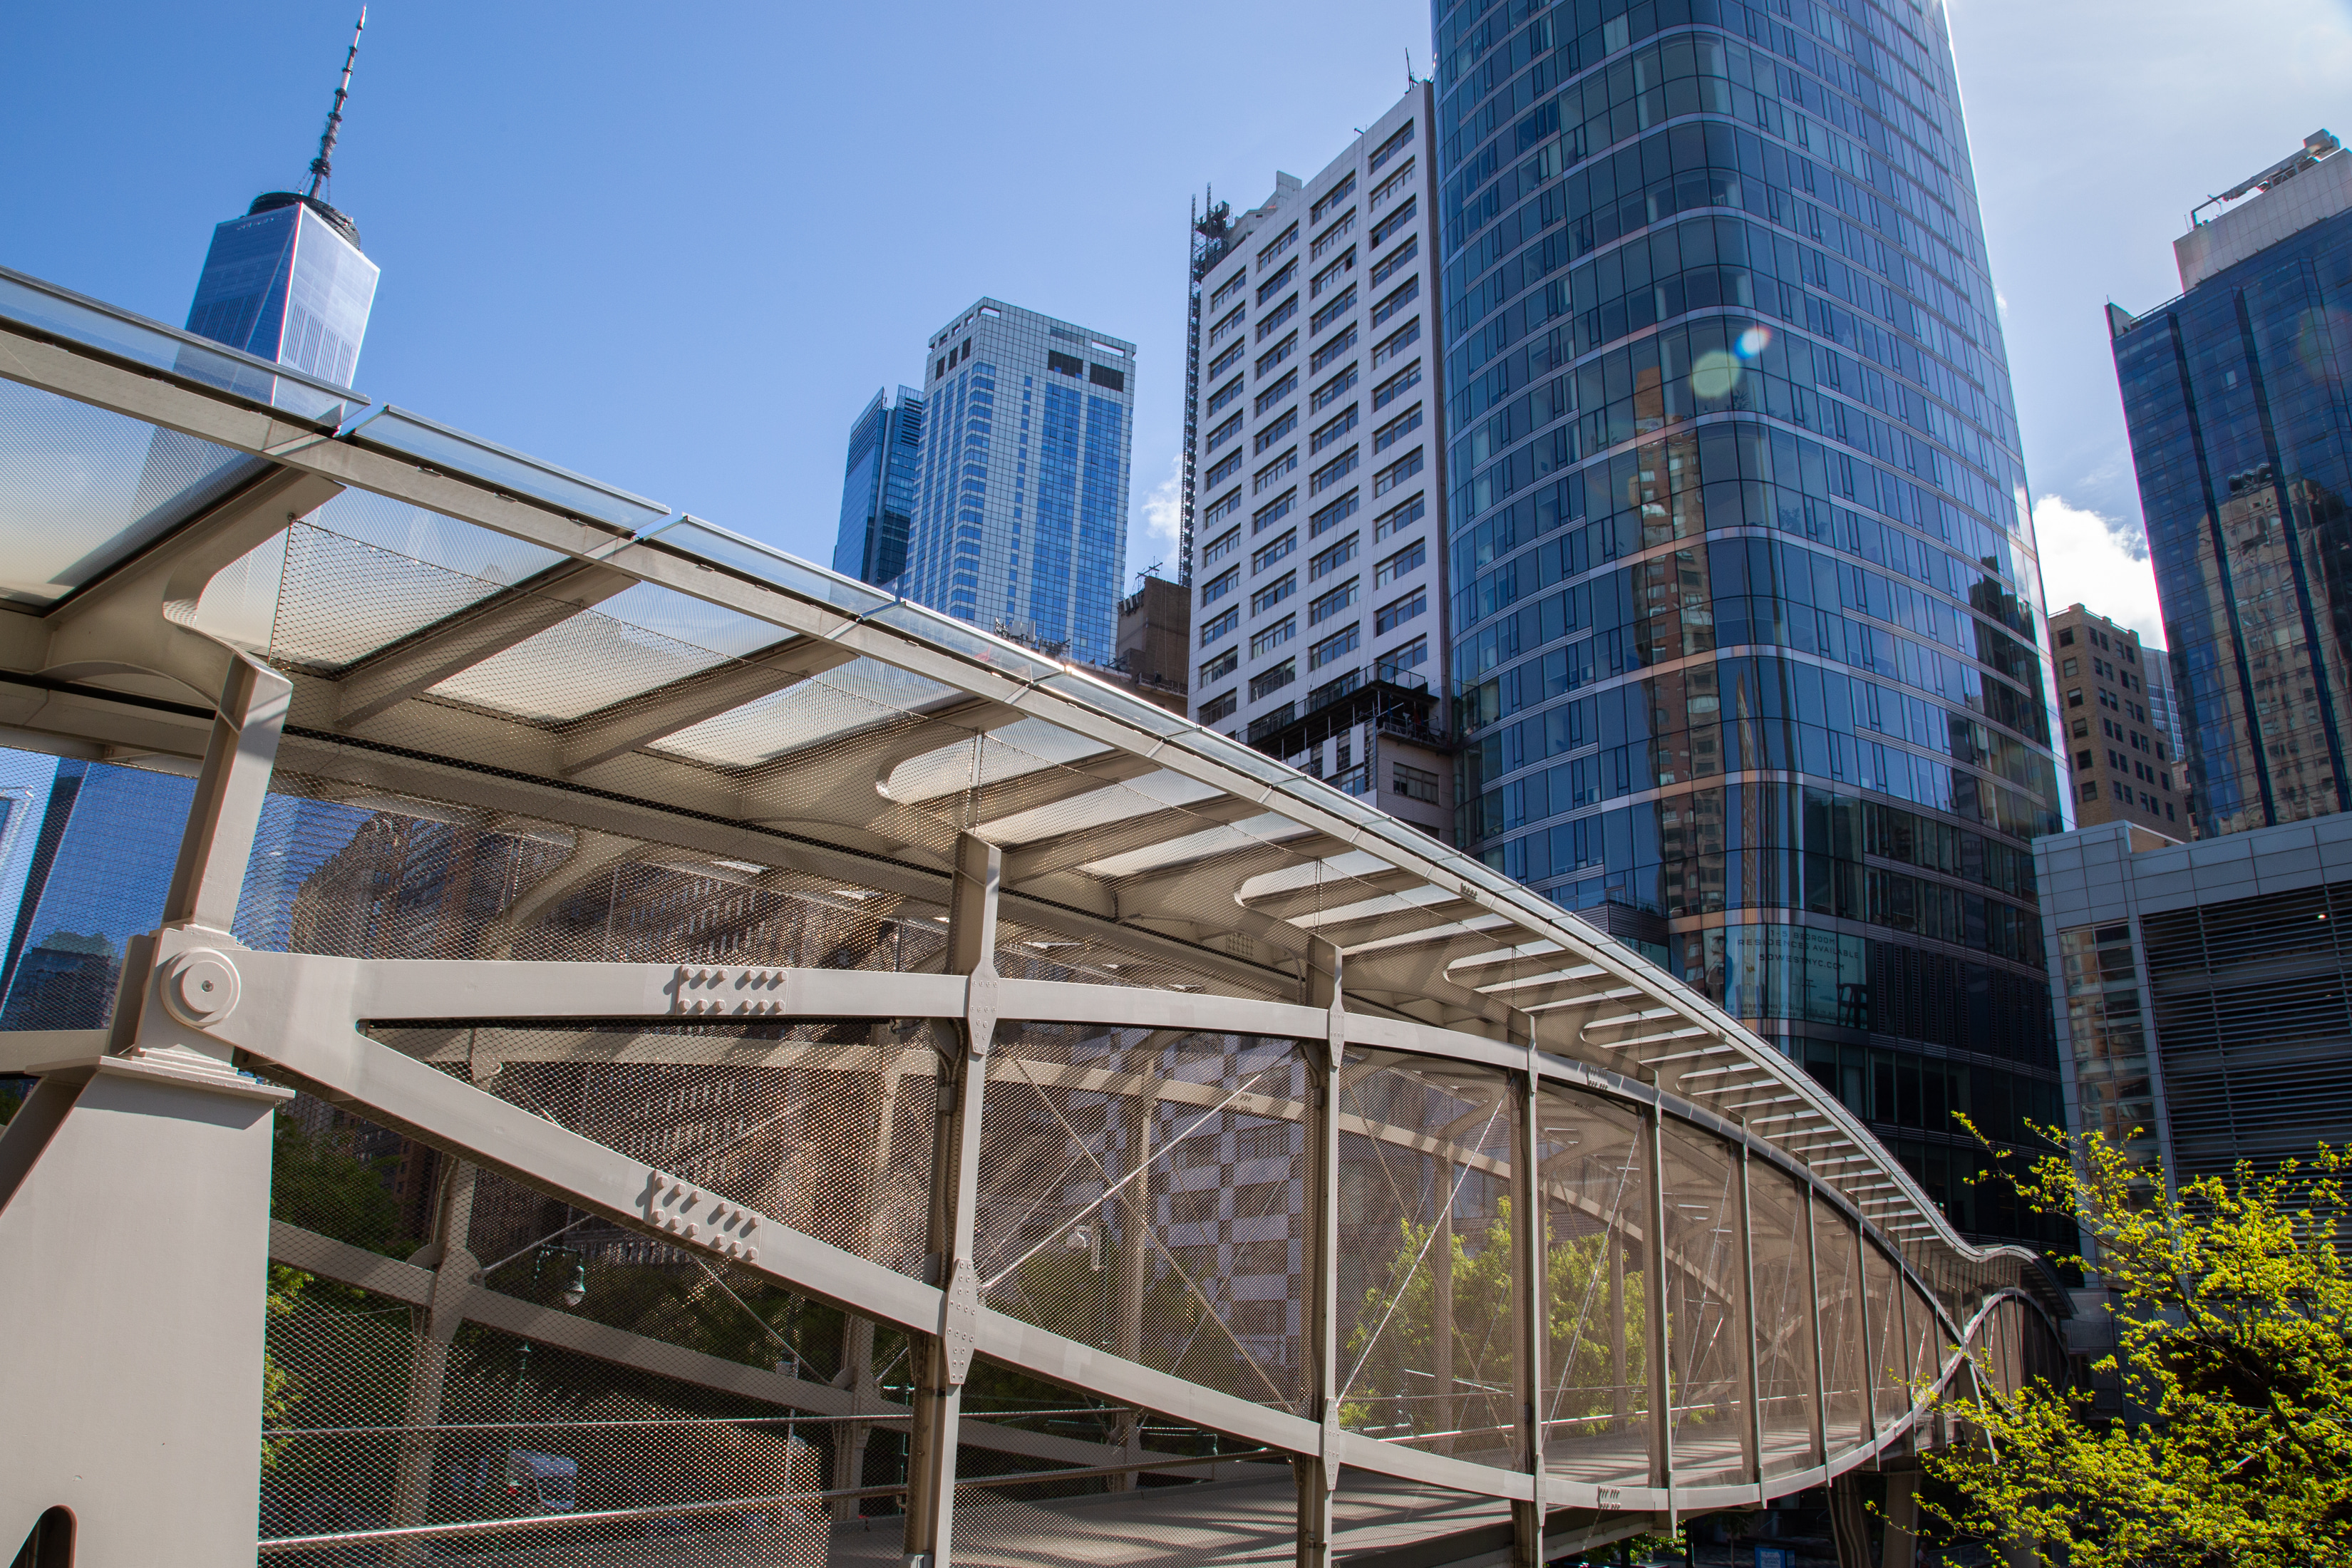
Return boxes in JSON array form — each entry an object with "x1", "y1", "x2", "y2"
[
  {"x1": 1084, "y1": 813, "x2": 1312, "y2": 880},
  {"x1": 0, "y1": 264, "x2": 361, "y2": 427},
  {"x1": 648, "y1": 656, "x2": 956, "y2": 768},
  {"x1": 884, "y1": 718, "x2": 1109, "y2": 803},
  {"x1": 0, "y1": 378, "x2": 266, "y2": 607},
  {"x1": 346, "y1": 406, "x2": 668, "y2": 534},
  {"x1": 1864, "y1": 1239, "x2": 1906, "y2": 1430},
  {"x1": 426, "y1": 581, "x2": 793, "y2": 723},
  {"x1": 1537, "y1": 1080, "x2": 1652, "y2": 1487},
  {"x1": 267, "y1": 495, "x2": 566, "y2": 671},
  {"x1": 650, "y1": 519, "x2": 899, "y2": 619},
  {"x1": 980, "y1": 769, "x2": 1222, "y2": 846}
]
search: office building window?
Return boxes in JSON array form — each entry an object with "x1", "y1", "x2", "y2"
[
  {"x1": 1254, "y1": 448, "x2": 1298, "y2": 494},
  {"x1": 1310, "y1": 446, "x2": 1358, "y2": 495},
  {"x1": 1252, "y1": 490, "x2": 1296, "y2": 535},
  {"x1": 1310, "y1": 623, "x2": 1360, "y2": 670},
  {"x1": 1371, "y1": 277, "x2": 1419, "y2": 327},
  {"x1": 1250, "y1": 659, "x2": 1296, "y2": 700},
  {"x1": 1310, "y1": 285, "x2": 1357, "y2": 335},
  {"x1": 1312, "y1": 363, "x2": 1359, "y2": 413},
  {"x1": 1372, "y1": 447, "x2": 1423, "y2": 497},
  {"x1": 1371, "y1": 234, "x2": 1418, "y2": 287},
  {"x1": 1376, "y1": 587, "x2": 1426, "y2": 634},
  {"x1": 1205, "y1": 449, "x2": 1242, "y2": 489},
  {"x1": 1207, "y1": 376, "x2": 1244, "y2": 416},
  {"x1": 1311, "y1": 172, "x2": 1356, "y2": 225},
  {"x1": 1373, "y1": 403, "x2": 1422, "y2": 453},
  {"x1": 1198, "y1": 688, "x2": 1237, "y2": 725},
  {"x1": 1311, "y1": 405, "x2": 1359, "y2": 455},
  {"x1": 1311, "y1": 208, "x2": 1356, "y2": 261},
  {"x1": 1254, "y1": 369, "x2": 1299, "y2": 417},
  {"x1": 1254, "y1": 334, "x2": 1296, "y2": 379},
  {"x1": 1257, "y1": 259, "x2": 1297, "y2": 306},
  {"x1": 1311, "y1": 325, "x2": 1358, "y2": 374},
  {"x1": 1373, "y1": 492, "x2": 1423, "y2": 542},
  {"x1": 1374, "y1": 538, "x2": 1425, "y2": 587},
  {"x1": 1254, "y1": 406, "x2": 1299, "y2": 453},
  {"x1": 1252, "y1": 529, "x2": 1298, "y2": 574},
  {"x1": 1250, "y1": 616, "x2": 1296, "y2": 659},
  {"x1": 1201, "y1": 566, "x2": 1239, "y2": 605},
  {"x1": 1200, "y1": 647, "x2": 1238, "y2": 685},
  {"x1": 1309, "y1": 577, "x2": 1358, "y2": 624},
  {"x1": 1200, "y1": 607, "x2": 1238, "y2": 646},
  {"x1": 1371, "y1": 317, "x2": 1420, "y2": 368},
  {"x1": 1312, "y1": 250, "x2": 1356, "y2": 297},
  {"x1": 1251, "y1": 572, "x2": 1297, "y2": 616},
  {"x1": 1378, "y1": 634, "x2": 1428, "y2": 674},
  {"x1": 1202, "y1": 525, "x2": 1241, "y2": 567},
  {"x1": 1309, "y1": 489, "x2": 1358, "y2": 537},
  {"x1": 1393, "y1": 763, "x2": 1440, "y2": 803},
  {"x1": 1256, "y1": 223, "x2": 1297, "y2": 269},
  {"x1": 1311, "y1": 533, "x2": 1359, "y2": 580},
  {"x1": 1209, "y1": 339, "x2": 1244, "y2": 380}
]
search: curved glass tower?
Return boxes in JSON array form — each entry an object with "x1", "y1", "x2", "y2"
[{"x1": 1433, "y1": 0, "x2": 2068, "y2": 1240}]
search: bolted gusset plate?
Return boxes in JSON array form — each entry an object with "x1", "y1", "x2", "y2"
[
  {"x1": 639, "y1": 1168, "x2": 763, "y2": 1262},
  {"x1": 666, "y1": 964, "x2": 790, "y2": 1016}
]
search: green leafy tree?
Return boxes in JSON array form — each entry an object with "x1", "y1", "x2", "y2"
[
  {"x1": 1923, "y1": 1128, "x2": 2352, "y2": 1568},
  {"x1": 1339, "y1": 1201, "x2": 1646, "y2": 1444}
]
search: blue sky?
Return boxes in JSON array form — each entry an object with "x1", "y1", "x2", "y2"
[{"x1": 4, "y1": 0, "x2": 2348, "y2": 645}]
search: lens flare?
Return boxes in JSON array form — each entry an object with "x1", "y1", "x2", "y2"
[
  {"x1": 1691, "y1": 350, "x2": 1741, "y2": 399},
  {"x1": 1736, "y1": 325, "x2": 1773, "y2": 361}
]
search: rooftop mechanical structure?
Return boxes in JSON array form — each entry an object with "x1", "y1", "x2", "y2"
[{"x1": 0, "y1": 264, "x2": 2061, "y2": 1568}]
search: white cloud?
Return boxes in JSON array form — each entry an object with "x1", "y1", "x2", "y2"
[
  {"x1": 1132, "y1": 453, "x2": 1185, "y2": 582},
  {"x1": 2031, "y1": 492, "x2": 2166, "y2": 645}
]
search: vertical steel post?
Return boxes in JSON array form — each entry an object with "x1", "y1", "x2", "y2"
[
  {"x1": 839, "y1": 1043, "x2": 910, "y2": 1518},
  {"x1": 1510, "y1": 1041, "x2": 1546, "y2": 1568},
  {"x1": 1610, "y1": 1228, "x2": 1629, "y2": 1433},
  {"x1": 1296, "y1": 939, "x2": 1343, "y2": 1568},
  {"x1": 1855, "y1": 1223, "x2": 1878, "y2": 1450},
  {"x1": 388, "y1": 1160, "x2": 481, "y2": 1556},
  {"x1": 1109, "y1": 1086, "x2": 1153, "y2": 1488},
  {"x1": 1735, "y1": 1140, "x2": 1763, "y2": 1500},
  {"x1": 1805, "y1": 1188, "x2": 1831, "y2": 1477},
  {"x1": 161, "y1": 655, "x2": 292, "y2": 937},
  {"x1": 1644, "y1": 1099, "x2": 1674, "y2": 1520},
  {"x1": 1432, "y1": 1192, "x2": 1455, "y2": 1453},
  {"x1": 903, "y1": 835, "x2": 999, "y2": 1568}
]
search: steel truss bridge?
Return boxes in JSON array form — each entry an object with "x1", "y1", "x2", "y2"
[{"x1": 0, "y1": 265, "x2": 2061, "y2": 1568}]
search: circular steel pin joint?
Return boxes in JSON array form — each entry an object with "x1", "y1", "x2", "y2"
[{"x1": 161, "y1": 949, "x2": 241, "y2": 1029}]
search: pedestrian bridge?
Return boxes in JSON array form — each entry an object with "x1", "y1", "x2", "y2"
[{"x1": 0, "y1": 265, "x2": 2061, "y2": 1568}]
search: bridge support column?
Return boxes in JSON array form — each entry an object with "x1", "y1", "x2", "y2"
[
  {"x1": 1296, "y1": 939, "x2": 1343, "y2": 1568},
  {"x1": 1, "y1": 653, "x2": 296, "y2": 1567},
  {"x1": 903, "y1": 835, "x2": 999, "y2": 1568},
  {"x1": 1879, "y1": 1469, "x2": 1919, "y2": 1568}
]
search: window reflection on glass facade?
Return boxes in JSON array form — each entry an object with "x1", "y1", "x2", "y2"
[
  {"x1": 185, "y1": 195, "x2": 377, "y2": 386},
  {"x1": 2056, "y1": 922, "x2": 2160, "y2": 1172},
  {"x1": 898, "y1": 299, "x2": 1133, "y2": 666},
  {"x1": 2110, "y1": 150, "x2": 2352, "y2": 840},
  {"x1": 832, "y1": 386, "x2": 925, "y2": 587},
  {"x1": 1432, "y1": 0, "x2": 2065, "y2": 1239}
]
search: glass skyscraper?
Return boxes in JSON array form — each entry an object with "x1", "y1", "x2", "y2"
[
  {"x1": 186, "y1": 192, "x2": 378, "y2": 386},
  {"x1": 2110, "y1": 135, "x2": 2352, "y2": 840},
  {"x1": 1433, "y1": 0, "x2": 2067, "y2": 1239},
  {"x1": 896, "y1": 299, "x2": 1134, "y2": 665},
  {"x1": 832, "y1": 385, "x2": 926, "y2": 587}
]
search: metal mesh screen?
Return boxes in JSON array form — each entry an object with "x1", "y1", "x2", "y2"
[
  {"x1": 263, "y1": 1298, "x2": 832, "y2": 1566},
  {"x1": 1659, "y1": 1123, "x2": 1748, "y2": 1487},
  {"x1": 977, "y1": 1022, "x2": 1309, "y2": 1413},
  {"x1": 373, "y1": 1021, "x2": 944, "y2": 1281},
  {"x1": 1745, "y1": 1161, "x2": 1820, "y2": 1480},
  {"x1": 1814, "y1": 1204, "x2": 1869, "y2": 1449},
  {"x1": 1537, "y1": 1082, "x2": 1651, "y2": 1487},
  {"x1": 1334, "y1": 1050, "x2": 1515, "y2": 1470}
]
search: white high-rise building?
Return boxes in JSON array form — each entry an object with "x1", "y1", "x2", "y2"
[
  {"x1": 896, "y1": 299, "x2": 1135, "y2": 666},
  {"x1": 1185, "y1": 86, "x2": 1452, "y2": 840}
]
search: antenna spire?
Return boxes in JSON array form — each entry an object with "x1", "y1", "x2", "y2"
[{"x1": 305, "y1": 9, "x2": 367, "y2": 200}]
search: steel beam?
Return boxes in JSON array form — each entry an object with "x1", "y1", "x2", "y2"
[
  {"x1": 999, "y1": 793, "x2": 1264, "y2": 883},
  {"x1": 1510, "y1": 1031, "x2": 1546, "y2": 1568},
  {"x1": 904, "y1": 832, "x2": 999, "y2": 1568},
  {"x1": 1298, "y1": 937, "x2": 1345, "y2": 1568},
  {"x1": 559, "y1": 637, "x2": 861, "y2": 774},
  {"x1": 335, "y1": 559, "x2": 638, "y2": 726}
]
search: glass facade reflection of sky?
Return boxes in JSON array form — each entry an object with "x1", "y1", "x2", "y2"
[
  {"x1": 185, "y1": 196, "x2": 378, "y2": 386},
  {"x1": 896, "y1": 299, "x2": 1134, "y2": 666},
  {"x1": 2113, "y1": 198, "x2": 2352, "y2": 839},
  {"x1": 1433, "y1": 0, "x2": 2065, "y2": 1240},
  {"x1": 832, "y1": 386, "x2": 926, "y2": 587}
]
